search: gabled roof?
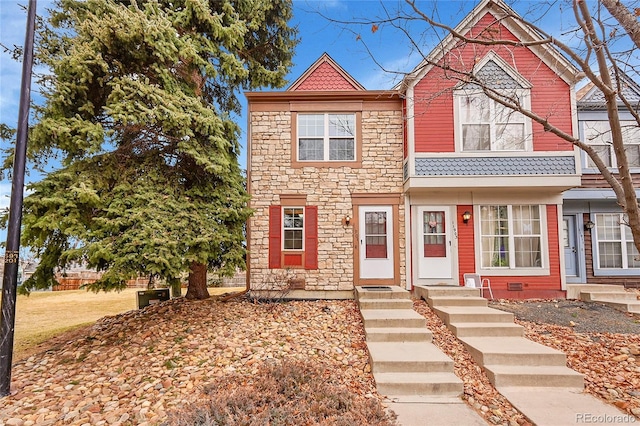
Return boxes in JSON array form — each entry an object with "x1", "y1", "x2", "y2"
[
  {"x1": 288, "y1": 53, "x2": 366, "y2": 91},
  {"x1": 399, "y1": 0, "x2": 581, "y2": 91},
  {"x1": 577, "y1": 70, "x2": 640, "y2": 110}
]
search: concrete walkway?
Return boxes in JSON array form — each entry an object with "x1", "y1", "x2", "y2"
[
  {"x1": 415, "y1": 285, "x2": 633, "y2": 425},
  {"x1": 355, "y1": 286, "x2": 485, "y2": 426}
]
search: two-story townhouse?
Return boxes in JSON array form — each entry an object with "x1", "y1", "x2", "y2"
[
  {"x1": 246, "y1": 0, "x2": 585, "y2": 299},
  {"x1": 245, "y1": 54, "x2": 405, "y2": 297},
  {"x1": 563, "y1": 72, "x2": 640, "y2": 288},
  {"x1": 399, "y1": 0, "x2": 582, "y2": 298}
]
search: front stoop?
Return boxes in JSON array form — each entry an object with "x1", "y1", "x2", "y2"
[
  {"x1": 576, "y1": 285, "x2": 640, "y2": 314},
  {"x1": 414, "y1": 285, "x2": 629, "y2": 426},
  {"x1": 355, "y1": 286, "x2": 463, "y2": 401}
]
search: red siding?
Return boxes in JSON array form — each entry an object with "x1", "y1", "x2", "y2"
[
  {"x1": 304, "y1": 206, "x2": 318, "y2": 270},
  {"x1": 403, "y1": 99, "x2": 408, "y2": 159},
  {"x1": 268, "y1": 205, "x2": 282, "y2": 268},
  {"x1": 457, "y1": 205, "x2": 476, "y2": 286},
  {"x1": 413, "y1": 13, "x2": 573, "y2": 153},
  {"x1": 458, "y1": 205, "x2": 564, "y2": 298}
]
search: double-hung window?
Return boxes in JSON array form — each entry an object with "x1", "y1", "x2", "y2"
[
  {"x1": 297, "y1": 113, "x2": 356, "y2": 161},
  {"x1": 283, "y1": 207, "x2": 304, "y2": 250},
  {"x1": 479, "y1": 205, "x2": 543, "y2": 269},
  {"x1": 583, "y1": 121, "x2": 640, "y2": 169},
  {"x1": 457, "y1": 91, "x2": 529, "y2": 151},
  {"x1": 594, "y1": 213, "x2": 640, "y2": 270}
]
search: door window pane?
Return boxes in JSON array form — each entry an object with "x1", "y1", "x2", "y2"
[
  {"x1": 423, "y1": 211, "x2": 446, "y2": 257},
  {"x1": 365, "y1": 211, "x2": 387, "y2": 259}
]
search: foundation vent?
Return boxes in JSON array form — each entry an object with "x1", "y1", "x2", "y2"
[{"x1": 507, "y1": 282, "x2": 523, "y2": 291}]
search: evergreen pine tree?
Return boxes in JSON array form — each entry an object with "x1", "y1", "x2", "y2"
[{"x1": 3, "y1": 0, "x2": 297, "y2": 299}]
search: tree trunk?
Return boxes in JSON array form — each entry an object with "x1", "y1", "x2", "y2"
[
  {"x1": 602, "y1": 0, "x2": 640, "y2": 50},
  {"x1": 185, "y1": 261, "x2": 210, "y2": 300}
]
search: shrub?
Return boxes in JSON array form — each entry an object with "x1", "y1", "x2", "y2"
[{"x1": 167, "y1": 359, "x2": 397, "y2": 425}]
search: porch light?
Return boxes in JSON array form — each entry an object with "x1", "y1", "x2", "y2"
[
  {"x1": 462, "y1": 211, "x2": 472, "y2": 224},
  {"x1": 344, "y1": 215, "x2": 351, "y2": 226},
  {"x1": 584, "y1": 220, "x2": 595, "y2": 231}
]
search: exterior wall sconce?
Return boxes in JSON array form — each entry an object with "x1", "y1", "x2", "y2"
[
  {"x1": 584, "y1": 220, "x2": 595, "y2": 231},
  {"x1": 462, "y1": 211, "x2": 472, "y2": 224},
  {"x1": 343, "y1": 215, "x2": 351, "y2": 226}
]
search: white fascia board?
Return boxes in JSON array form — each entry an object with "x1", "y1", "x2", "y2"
[
  {"x1": 405, "y1": 175, "x2": 581, "y2": 190},
  {"x1": 563, "y1": 188, "x2": 640, "y2": 200}
]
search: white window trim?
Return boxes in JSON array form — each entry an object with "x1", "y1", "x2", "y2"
[
  {"x1": 282, "y1": 207, "x2": 305, "y2": 251},
  {"x1": 454, "y1": 89, "x2": 533, "y2": 153},
  {"x1": 592, "y1": 212, "x2": 640, "y2": 275},
  {"x1": 581, "y1": 120, "x2": 640, "y2": 172},
  {"x1": 474, "y1": 204, "x2": 550, "y2": 276},
  {"x1": 296, "y1": 113, "x2": 357, "y2": 162}
]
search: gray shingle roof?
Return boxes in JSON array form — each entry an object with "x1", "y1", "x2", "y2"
[
  {"x1": 414, "y1": 156, "x2": 576, "y2": 176},
  {"x1": 463, "y1": 60, "x2": 523, "y2": 91},
  {"x1": 577, "y1": 70, "x2": 640, "y2": 110}
]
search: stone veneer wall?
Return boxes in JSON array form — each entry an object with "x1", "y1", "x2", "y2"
[{"x1": 249, "y1": 109, "x2": 405, "y2": 291}]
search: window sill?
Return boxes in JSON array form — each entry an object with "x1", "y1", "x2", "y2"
[
  {"x1": 291, "y1": 160, "x2": 362, "y2": 169},
  {"x1": 477, "y1": 267, "x2": 550, "y2": 276},
  {"x1": 593, "y1": 268, "x2": 640, "y2": 276}
]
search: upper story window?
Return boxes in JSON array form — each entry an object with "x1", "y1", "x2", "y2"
[
  {"x1": 298, "y1": 113, "x2": 356, "y2": 161},
  {"x1": 583, "y1": 120, "x2": 640, "y2": 169},
  {"x1": 298, "y1": 114, "x2": 356, "y2": 161},
  {"x1": 458, "y1": 92, "x2": 530, "y2": 151},
  {"x1": 454, "y1": 56, "x2": 532, "y2": 152}
]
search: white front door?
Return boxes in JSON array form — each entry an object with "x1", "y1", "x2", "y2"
[
  {"x1": 418, "y1": 206, "x2": 453, "y2": 279},
  {"x1": 359, "y1": 206, "x2": 394, "y2": 279}
]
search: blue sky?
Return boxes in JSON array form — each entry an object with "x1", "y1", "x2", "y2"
[{"x1": 0, "y1": 0, "x2": 565, "y2": 246}]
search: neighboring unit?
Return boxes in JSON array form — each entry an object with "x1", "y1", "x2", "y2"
[{"x1": 562, "y1": 71, "x2": 640, "y2": 288}]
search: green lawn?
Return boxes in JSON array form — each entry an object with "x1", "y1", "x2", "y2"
[{"x1": 2, "y1": 286, "x2": 243, "y2": 362}]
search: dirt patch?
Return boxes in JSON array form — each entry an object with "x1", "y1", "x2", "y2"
[{"x1": 490, "y1": 299, "x2": 640, "y2": 334}]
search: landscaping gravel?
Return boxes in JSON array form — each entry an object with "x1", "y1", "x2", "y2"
[
  {"x1": 1, "y1": 294, "x2": 639, "y2": 425},
  {"x1": 0, "y1": 298, "x2": 377, "y2": 425},
  {"x1": 490, "y1": 299, "x2": 640, "y2": 334}
]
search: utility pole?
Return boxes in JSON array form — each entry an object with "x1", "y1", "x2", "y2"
[{"x1": 0, "y1": 0, "x2": 37, "y2": 397}]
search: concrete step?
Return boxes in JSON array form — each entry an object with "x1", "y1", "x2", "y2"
[
  {"x1": 359, "y1": 298, "x2": 414, "y2": 310},
  {"x1": 450, "y1": 322, "x2": 524, "y2": 337},
  {"x1": 361, "y1": 309, "x2": 426, "y2": 328},
  {"x1": 485, "y1": 365, "x2": 584, "y2": 389},
  {"x1": 365, "y1": 327, "x2": 432, "y2": 342},
  {"x1": 414, "y1": 285, "x2": 480, "y2": 299},
  {"x1": 598, "y1": 300, "x2": 640, "y2": 314},
  {"x1": 566, "y1": 284, "x2": 626, "y2": 299},
  {"x1": 433, "y1": 306, "x2": 514, "y2": 325},
  {"x1": 460, "y1": 337, "x2": 567, "y2": 366},
  {"x1": 367, "y1": 342, "x2": 455, "y2": 373},
  {"x1": 356, "y1": 286, "x2": 410, "y2": 300},
  {"x1": 580, "y1": 291, "x2": 639, "y2": 302},
  {"x1": 373, "y1": 372, "x2": 463, "y2": 397},
  {"x1": 427, "y1": 296, "x2": 488, "y2": 308}
]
